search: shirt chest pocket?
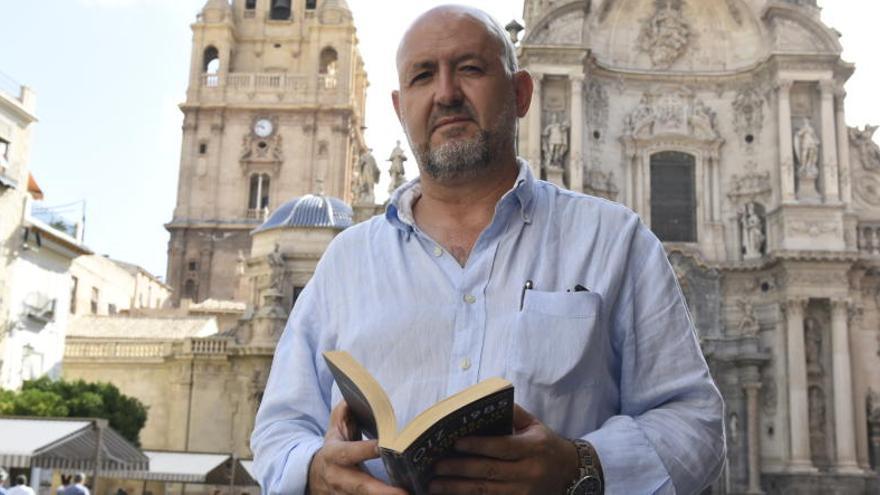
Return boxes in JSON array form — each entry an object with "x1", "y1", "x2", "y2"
[{"x1": 509, "y1": 290, "x2": 603, "y2": 387}]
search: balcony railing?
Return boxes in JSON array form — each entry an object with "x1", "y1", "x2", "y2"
[{"x1": 196, "y1": 72, "x2": 345, "y2": 105}]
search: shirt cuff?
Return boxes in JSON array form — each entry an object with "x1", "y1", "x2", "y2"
[
  {"x1": 271, "y1": 436, "x2": 324, "y2": 495},
  {"x1": 584, "y1": 416, "x2": 674, "y2": 495}
]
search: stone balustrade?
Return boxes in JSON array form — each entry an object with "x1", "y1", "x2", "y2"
[
  {"x1": 857, "y1": 223, "x2": 880, "y2": 254},
  {"x1": 188, "y1": 337, "x2": 229, "y2": 355},
  {"x1": 197, "y1": 73, "x2": 343, "y2": 104},
  {"x1": 65, "y1": 341, "x2": 169, "y2": 359}
]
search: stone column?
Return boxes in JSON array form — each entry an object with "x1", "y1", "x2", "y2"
[
  {"x1": 831, "y1": 299, "x2": 860, "y2": 472},
  {"x1": 835, "y1": 87, "x2": 853, "y2": 205},
  {"x1": 711, "y1": 152, "x2": 722, "y2": 221},
  {"x1": 744, "y1": 382, "x2": 764, "y2": 494},
  {"x1": 777, "y1": 81, "x2": 796, "y2": 203},
  {"x1": 569, "y1": 75, "x2": 584, "y2": 193},
  {"x1": 527, "y1": 73, "x2": 544, "y2": 178},
  {"x1": 820, "y1": 81, "x2": 840, "y2": 202},
  {"x1": 784, "y1": 298, "x2": 814, "y2": 470}
]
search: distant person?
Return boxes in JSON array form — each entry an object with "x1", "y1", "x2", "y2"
[
  {"x1": 6, "y1": 475, "x2": 35, "y2": 495},
  {"x1": 0, "y1": 468, "x2": 8, "y2": 495},
  {"x1": 56, "y1": 474, "x2": 71, "y2": 495},
  {"x1": 60, "y1": 473, "x2": 89, "y2": 495}
]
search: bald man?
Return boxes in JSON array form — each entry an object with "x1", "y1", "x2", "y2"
[{"x1": 252, "y1": 5, "x2": 725, "y2": 495}]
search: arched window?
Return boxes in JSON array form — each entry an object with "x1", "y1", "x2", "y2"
[
  {"x1": 269, "y1": 0, "x2": 291, "y2": 20},
  {"x1": 183, "y1": 279, "x2": 197, "y2": 301},
  {"x1": 319, "y1": 47, "x2": 338, "y2": 74},
  {"x1": 248, "y1": 173, "x2": 271, "y2": 214},
  {"x1": 203, "y1": 46, "x2": 220, "y2": 87},
  {"x1": 650, "y1": 151, "x2": 696, "y2": 242}
]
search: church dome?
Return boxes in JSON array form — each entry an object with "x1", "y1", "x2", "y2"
[{"x1": 254, "y1": 194, "x2": 353, "y2": 232}]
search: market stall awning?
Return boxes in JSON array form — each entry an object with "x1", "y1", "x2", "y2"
[
  {"x1": 0, "y1": 417, "x2": 148, "y2": 471},
  {"x1": 105, "y1": 451, "x2": 257, "y2": 486}
]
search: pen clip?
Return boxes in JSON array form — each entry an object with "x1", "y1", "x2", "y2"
[{"x1": 519, "y1": 280, "x2": 533, "y2": 311}]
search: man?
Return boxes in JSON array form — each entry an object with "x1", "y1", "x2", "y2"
[
  {"x1": 60, "y1": 473, "x2": 89, "y2": 495},
  {"x1": 0, "y1": 468, "x2": 8, "y2": 495},
  {"x1": 6, "y1": 475, "x2": 34, "y2": 495},
  {"x1": 252, "y1": 5, "x2": 725, "y2": 495}
]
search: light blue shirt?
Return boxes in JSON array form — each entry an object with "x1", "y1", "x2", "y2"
[{"x1": 251, "y1": 159, "x2": 725, "y2": 495}]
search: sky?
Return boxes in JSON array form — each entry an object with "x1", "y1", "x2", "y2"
[{"x1": 1, "y1": 0, "x2": 878, "y2": 280}]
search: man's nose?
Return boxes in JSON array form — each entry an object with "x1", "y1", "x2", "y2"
[{"x1": 434, "y1": 67, "x2": 463, "y2": 106}]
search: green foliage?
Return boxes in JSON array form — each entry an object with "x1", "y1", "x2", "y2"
[{"x1": 4, "y1": 377, "x2": 148, "y2": 446}]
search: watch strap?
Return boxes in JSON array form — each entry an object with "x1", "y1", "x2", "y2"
[{"x1": 566, "y1": 439, "x2": 605, "y2": 495}]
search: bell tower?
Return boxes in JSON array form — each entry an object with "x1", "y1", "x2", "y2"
[{"x1": 166, "y1": 0, "x2": 368, "y2": 305}]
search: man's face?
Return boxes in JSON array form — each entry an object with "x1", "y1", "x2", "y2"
[{"x1": 392, "y1": 11, "x2": 528, "y2": 182}]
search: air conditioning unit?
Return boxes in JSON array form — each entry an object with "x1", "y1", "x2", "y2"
[{"x1": 24, "y1": 292, "x2": 56, "y2": 323}]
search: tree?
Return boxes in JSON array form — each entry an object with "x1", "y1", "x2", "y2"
[{"x1": 0, "y1": 377, "x2": 148, "y2": 446}]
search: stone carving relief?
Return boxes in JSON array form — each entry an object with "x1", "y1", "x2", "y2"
[
  {"x1": 387, "y1": 140, "x2": 407, "y2": 195},
  {"x1": 542, "y1": 113, "x2": 570, "y2": 169},
  {"x1": 266, "y1": 243, "x2": 285, "y2": 291},
  {"x1": 794, "y1": 118, "x2": 821, "y2": 199},
  {"x1": 638, "y1": 0, "x2": 691, "y2": 69},
  {"x1": 529, "y1": 10, "x2": 584, "y2": 45},
  {"x1": 728, "y1": 169, "x2": 771, "y2": 203},
  {"x1": 739, "y1": 202, "x2": 766, "y2": 260},
  {"x1": 732, "y1": 88, "x2": 765, "y2": 137},
  {"x1": 728, "y1": 412, "x2": 739, "y2": 444},
  {"x1": 772, "y1": 18, "x2": 825, "y2": 54},
  {"x1": 586, "y1": 81, "x2": 609, "y2": 132},
  {"x1": 354, "y1": 149, "x2": 380, "y2": 204},
  {"x1": 786, "y1": 220, "x2": 839, "y2": 238},
  {"x1": 854, "y1": 175, "x2": 880, "y2": 207},
  {"x1": 849, "y1": 125, "x2": 880, "y2": 171},
  {"x1": 736, "y1": 299, "x2": 760, "y2": 336},
  {"x1": 808, "y1": 385, "x2": 829, "y2": 465},
  {"x1": 240, "y1": 132, "x2": 284, "y2": 163},
  {"x1": 804, "y1": 317, "x2": 823, "y2": 374},
  {"x1": 583, "y1": 168, "x2": 619, "y2": 201},
  {"x1": 624, "y1": 91, "x2": 719, "y2": 140}
]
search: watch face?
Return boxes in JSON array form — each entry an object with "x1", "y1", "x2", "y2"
[
  {"x1": 572, "y1": 476, "x2": 601, "y2": 495},
  {"x1": 254, "y1": 118, "x2": 274, "y2": 138}
]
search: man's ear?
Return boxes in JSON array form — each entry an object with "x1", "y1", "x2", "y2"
[
  {"x1": 392, "y1": 90, "x2": 402, "y2": 122},
  {"x1": 513, "y1": 70, "x2": 534, "y2": 119}
]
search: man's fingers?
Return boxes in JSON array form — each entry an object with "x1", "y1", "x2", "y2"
[
  {"x1": 325, "y1": 463, "x2": 408, "y2": 495},
  {"x1": 325, "y1": 439, "x2": 381, "y2": 466},
  {"x1": 433, "y1": 456, "x2": 521, "y2": 481},
  {"x1": 454, "y1": 435, "x2": 522, "y2": 461},
  {"x1": 512, "y1": 403, "x2": 537, "y2": 431}
]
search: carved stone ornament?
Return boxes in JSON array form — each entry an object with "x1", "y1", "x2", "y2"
[
  {"x1": 732, "y1": 88, "x2": 765, "y2": 136},
  {"x1": 736, "y1": 299, "x2": 760, "y2": 336},
  {"x1": 528, "y1": 10, "x2": 584, "y2": 45},
  {"x1": 739, "y1": 203, "x2": 766, "y2": 260},
  {"x1": 624, "y1": 91, "x2": 718, "y2": 140},
  {"x1": 794, "y1": 118, "x2": 821, "y2": 200},
  {"x1": 542, "y1": 113, "x2": 570, "y2": 169},
  {"x1": 854, "y1": 175, "x2": 880, "y2": 206},
  {"x1": 240, "y1": 132, "x2": 284, "y2": 165},
  {"x1": 387, "y1": 140, "x2": 408, "y2": 195},
  {"x1": 786, "y1": 220, "x2": 840, "y2": 237},
  {"x1": 638, "y1": 0, "x2": 691, "y2": 69},
  {"x1": 354, "y1": 149, "x2": 381, "y2": 204},
  {"x1": 849, "y1": 125, "x2": 880, "y2": 171},
  {"x1": 728, "y1": 170, "x2": 771, "y2": 201}
]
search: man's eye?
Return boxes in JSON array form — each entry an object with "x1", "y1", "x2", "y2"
[
  {"x1": 410, "y1": 72, "x2": 431, "y2": 84},
  {"x1": 461, "y1": 65, "x2": 483, "y2": 74}
]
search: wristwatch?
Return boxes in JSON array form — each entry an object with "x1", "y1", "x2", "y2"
[{"x1": 566, "y1": 439, "x2": 604, "y2": 495}]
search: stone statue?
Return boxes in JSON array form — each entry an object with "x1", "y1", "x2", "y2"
[
  {"x1": 387, "y1": 140, "x2": 408, "y2": 194},
  {"x1": 355, "y1": 149, "x2": 380, "y2": 204},
  {"x1": 736, "y1": 299, "x2": 760, "y2": 336},
  {"x1": 794, "y1": 118, "x2": 820, "y2": 186},
  {"x1": 542, "y1": 113, "x2": 569, "y2": 168},
  {"x1": 728, "y1": 413, "x2": 739, "y2": 444},
  {"x1": 808, "y1": 386, "x2": 828, "y2": 460},
  {"x1": 849, "y1": 125, "x2": 880, "y2": 170},
  {"x1": 804, "y1": 317, "x2": 823, "y2": 373},
  {"x1": 267, "y1": 243, "x2": 285, "y2": 290},
  {"x1": 740, "y1": 202, "x2": 765, "y2": 260}
]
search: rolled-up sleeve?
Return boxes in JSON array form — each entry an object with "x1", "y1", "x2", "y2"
[
  {"x1": 585, "y1": 224, "x2": 726, "y2": 494},
  {"x1": 250, "y1": 259, "x2": 334, "y2": 495}
]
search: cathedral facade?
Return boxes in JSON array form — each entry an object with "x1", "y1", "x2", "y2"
[{"x1": 515, "y1": 0, "x2": 880, "y2": 493}]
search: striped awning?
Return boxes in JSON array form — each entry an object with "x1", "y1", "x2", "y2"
[
  {"x1": 104, "y1": 451, "x2": 257, "y2": 486},
  {"x1": 0, "y1": 417, "x2": 148, "y2": 471}
]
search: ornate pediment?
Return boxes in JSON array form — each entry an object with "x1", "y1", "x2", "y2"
[
  {"x1": 637, "y1": 0, "x2": 691, "y2": 68},
  {"x1": 240, "y1": 132, "x2": 284, "y2": 174},
  {"x1": 527, "y1": 9, "x2": 585, "y2": 45}
]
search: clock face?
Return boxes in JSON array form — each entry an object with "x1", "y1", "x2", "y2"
[{"x1": 254, "y1": 118, "x2": 274, "y2": 138}]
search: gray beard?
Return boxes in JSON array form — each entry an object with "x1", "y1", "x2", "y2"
[{"x1": 419, "y1": 130, "x2": 492, "y2": 182}]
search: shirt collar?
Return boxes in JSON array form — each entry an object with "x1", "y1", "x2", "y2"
[{"x1": 384, "y1": 157, "x2": 537, "y2": 233}]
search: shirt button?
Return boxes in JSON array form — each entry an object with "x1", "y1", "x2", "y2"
[
  {"x1": 460, "y1": 357, "x2": 471, "y2": 370},
  {"x1": 463, "y1": 294, "x2": 476, "y2": 304},
  {"x1": 433, "y1": 246, "x2": 443, "y2": 257}
]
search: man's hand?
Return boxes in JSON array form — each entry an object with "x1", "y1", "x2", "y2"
[
  {"x1": 307, "y1": 402, "x2": 408, "y2": 495},
  {"x1": 428, "y1": 404, "x2": 579, "y2": 495}
]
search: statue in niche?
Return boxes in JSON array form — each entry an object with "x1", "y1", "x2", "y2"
[
  {"x1": 542, "y1": 113, "x2": 569, "y2": 169},
  {"x1": 387, "y1": 140, "x2": 408, "y2": 195},
  {"x1": 625, "y1": 95, "x2": 654, "y2": 135},
  {"x1": 804, "y1": 317, "x2": 823, "y2": 374},
  {"x1": 355, "y1": 149, "x2": 380, "y2": 204},
  {"x1": 740, "y1": 202, "x2": 765, "y2": 260},
  {"x1": 794, "y1": 118, "x2": 820, "y2": 197},
  {"x1": 267, "y1": 243, "x2": 285, "y2": 291},
  {"x1": 736, "y1": 299, "x2": 760, "y2": 336},
  {"x1": 728, "y1": 412, "x2": 739, "y2": 444}
]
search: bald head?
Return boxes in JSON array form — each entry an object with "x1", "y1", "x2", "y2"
[{"x1": 396, "y1": 5, "x2": 518, "y2": 79}]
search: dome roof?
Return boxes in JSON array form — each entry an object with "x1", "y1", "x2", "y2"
[{"x1": 253, "y1": 194, "x2": 353, "y2": 232}]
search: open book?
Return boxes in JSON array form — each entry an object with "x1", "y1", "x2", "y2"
[{"x1": 322, "y1": 350, "x2": 514, "y2": 495}]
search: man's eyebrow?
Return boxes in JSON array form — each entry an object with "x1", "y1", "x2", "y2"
[{"x1": 405, "y1": 52, "x2": 489, "y2": 75}]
